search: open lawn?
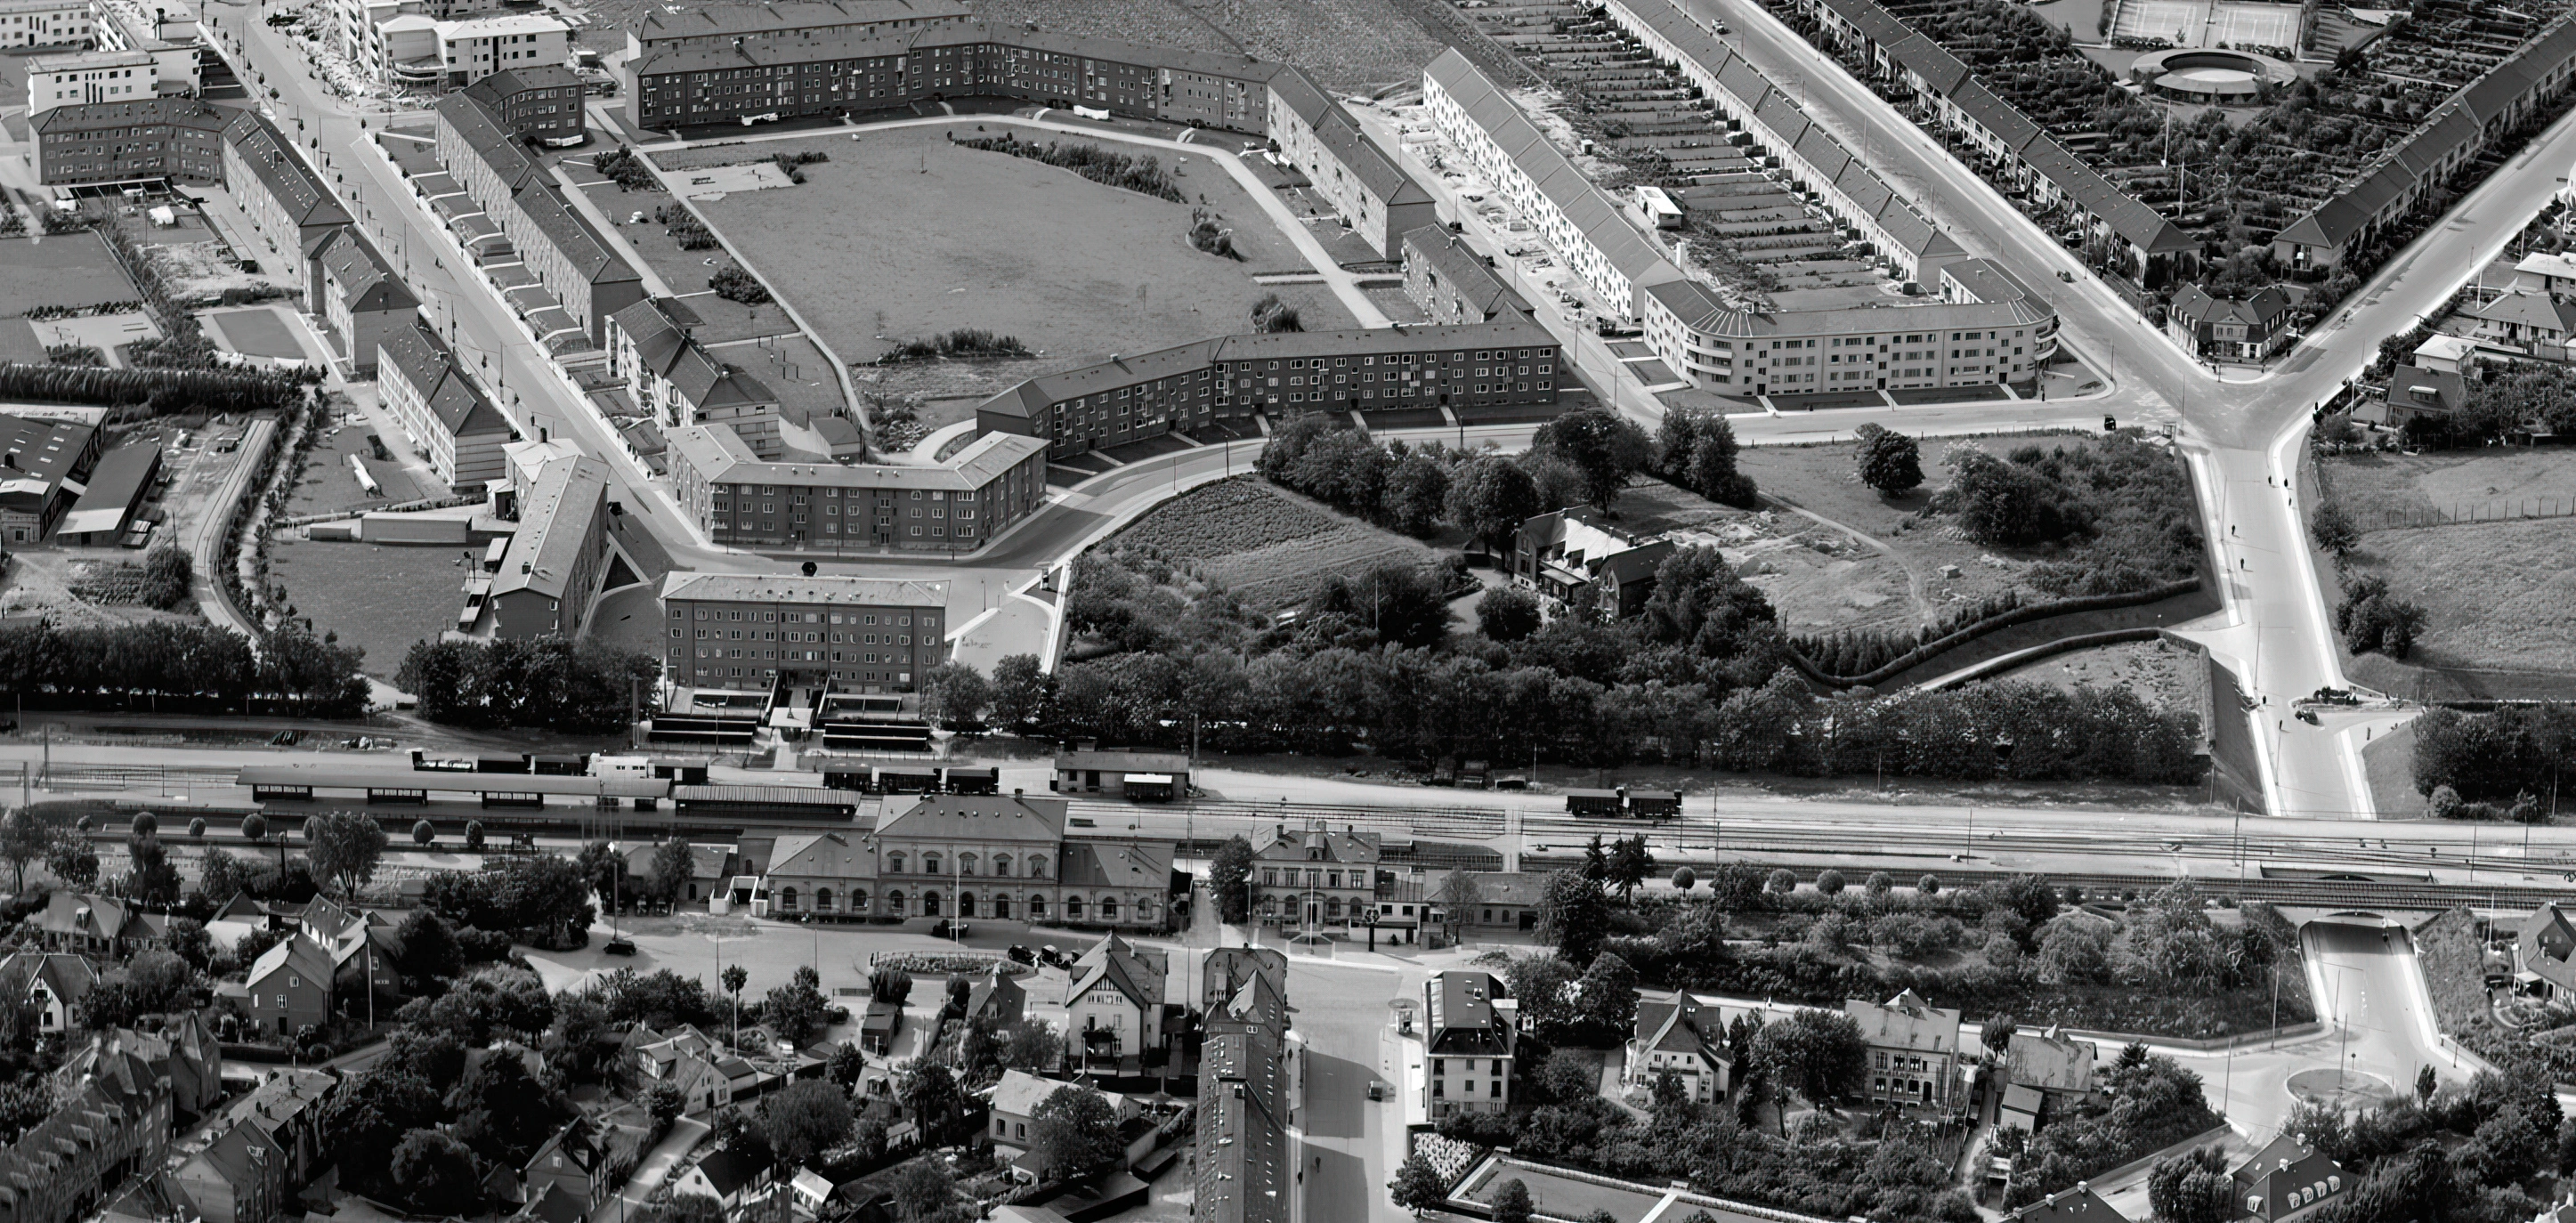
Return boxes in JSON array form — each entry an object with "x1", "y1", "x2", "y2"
[
  {"x1": 2337, "y1": 517, "x2": 2576, "y2": 678},
  {"x1": 1462, "y1": 1163, "x2": 1667, "y2": 1223},
  {"x1": 1109, "y1": 475, "x2": 1448, "y2": 611},
  {"x1": 685, "y1": 127, "x2": 1350, "y2": 411},
  {"x1": 2362, "y1": 719, "x2": 2428, "y2": 818},
  {"x1": 0, "y1": 233, "x2": 141, "y2": 315},
  {"x1": 263, "y1": 538, "x2": 472, "y2": 680},
  {"x1": 2321, "y1": 449, "x2": 2576, "y2": 531}
]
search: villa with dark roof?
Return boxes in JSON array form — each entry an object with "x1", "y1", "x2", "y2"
[
  {"x1": 1423, "y1": 970, "x2": 1515, "y2": 1118},
  {"x1": 1509, "y1": 506, "x2": 1674, "y2": 619},
  {"x1": 1624, "y1": 989, "x2": 1737, "y2": 1102},
  {"x1": 1065, "y1": 932, "x2": 1169, "y2": 1059}
]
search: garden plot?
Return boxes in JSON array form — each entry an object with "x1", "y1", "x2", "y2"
[{"x1": 1106, "y1": 476, "x2": 1449, "y2": 612}]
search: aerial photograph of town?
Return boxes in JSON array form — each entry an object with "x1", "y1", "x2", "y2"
[{"x1": 5, "y1": 0, "x2": 2576, "y2": 1219}]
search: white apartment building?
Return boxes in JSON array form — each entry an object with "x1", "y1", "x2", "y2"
[
  {"x1": 0, "y1": 0, "x2": 93, "y2": 48},
  {"x1": 26, "y1": 48, "x2": 158, "y2": 117},
  {"x1": 88, "y1": 4, "x2": 201, "y2": 95},
  {"x1": 344, "y1": 3, "x2": 565, "y2": 88}
]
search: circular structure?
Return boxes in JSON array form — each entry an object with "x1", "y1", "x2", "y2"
[
  {"x1": 2287, "y1": 1067, "x2": 2398, "y2": 1109},
  {"x1": 2131, "y1": 48, "x2": 2300, "y2": 103}
]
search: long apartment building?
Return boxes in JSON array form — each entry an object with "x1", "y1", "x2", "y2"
[
  {"x1": 378, "y1": 318, "x2": 514, "y2": 490},
  {"x1": 976, "y1": 320, "x2": 1563, "y2": 458},
  {"x1": 0, "y1": 0, "x2": 92, "y2": 48},
  {"x1": 656, "y1": 572, "x2": 946, "y2": 692},
  {"x1": 1402, "y1": 225, "x2": 1528, "y2": 325},
  {"x1": 486, "y1": 453, "x2": 612, "y2": 640},
  {"x1": 666, "y1": 427, "x2": 1049, "y2": 554},
  {"x1": 25, "y1": 48, "x2": 160, "y2": 117},
  {"x1": 1422, "y1": 50, "x2": 2057, "y2": 396},
  {"x1": 626, "y1": 0, "x2": 968, "y2": 58},
  {"x1": 1268, "y1": 67, "x2": 1435, "y2": 258},
  {"x1": 623, "y1": 21, "x2": 1280, "y2": 134},
  {"x1": 29, "y1": 95, "x2": 226, "y2": 187},
  {"x1": 435, "y1": 84, "x2": 644, "y2": 344},
  {"x1": 221, "y1": 109, "x2": 351, "y2": 292}
]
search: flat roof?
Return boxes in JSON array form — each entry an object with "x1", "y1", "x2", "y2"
[
  {"x1": 659, "y1": 571, "x2": 947, "y2": 608},
  {"x1": 234, "y1": 765, "x2": 669, "y2": 798}
]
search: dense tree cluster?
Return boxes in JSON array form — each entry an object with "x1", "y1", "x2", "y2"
[
  {"x1": 2403, "y1": 363, "x2": 2576, "y2": 447},
  {"x1": 1935, "y1": 437, "x2": 2202, "y2": 597},
  {"x1": 0, "y1": 621, "x2": 365, "y2": 715},
  {"x1": 1992, "y1": 1048, "x2": 2221, "y2": 1206},
  {"x1": 396, "y1": 636, "x2": 658, "y2": 733},
  {"x1": 422, "y1": 854, "x2": 597, "y2": 950},
  {"x1": 1652, "y1": 412, "x2": 1756, "y2": 506},
  {"x1": 2333, "y1": 573, "x2": 2426, "y2": 658},
  {"x1": 2410, "y1": 704, "x2": 2576, "y2": 805}
]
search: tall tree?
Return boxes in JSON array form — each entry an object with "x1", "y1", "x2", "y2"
[
  {"x1": 1532, "y1": 408, "x2": 1651, "y2": 512},
  {"x1": 1853, "y1": 423, "x2": 1924, "y2": 494},
  {"x1": 1210, "y1": 835, "x2": 1255, "y2": 924},
  {"x1": 1029, "y1": 1084, "x2": 1123, "y2": 1180},
  {"x1": 1537, "y1": 871, "x2": 1611, "y2": 968},
  {"x1": 304, "y1": 811, "x2": 389, "y2": 898},
  {"x1": 1607, "y1": 835, "x2": 1655, "y2": 902},
  {"x1": 0, "y1": 809, "x2": 49, "y2": 893},
  {"x1": 1389, "y1": 1154, "x2": 1448, "y2": 1216},
  {"x1": 647, "y1": 838, "x2": 696, "y2": 911},
  {"x1": 1444, "y1": 456, "x2": 1543, "y2": 553},
  {"x1": 1753, "y1": 1008, "x2": 1868, "y2": 1106},
  {"x1": 1432, "y1": 871, "x2": 1483, "y2": 943},
  {"x1": 754, "y1": 1080, "x2": 855, "y2": 1170},
  {"x1": 1491, "y1": 1178, "x2": 1534, "y2": 1223}
]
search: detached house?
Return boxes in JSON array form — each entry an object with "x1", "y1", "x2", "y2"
[
  {"x1": 1509, "y1": 506, "x2": 1674, "y2": 619},
  {"x1": 1423, "y1": 970, "x2": 1515, "y2": 1119},
  {"x1": 2231, "y1": 1137, "x2": 2349, "y2": 1223},
  {"x1": 2467, "y1": 291, "x2": 2576, "y2": 359},
  {"x1": 2167, "y1": 286, "x2": 2295, "y2": 364},
  {"x1": 1623, "y1": 990, "x2": 1735, "y2": 1103},
  {"x1": 2521, "y1": 903, "x2": 2576, "y2": 995},
  {"x1": 1845, "y1": 989, "x2": 1962, "y2": 1107},
  {"x1": 1064, "y1": 933, "x2": 1168, "y2": 1061},
  {"x1": 988, "y1": 1071, "x2": 1133, "y2": 1164},
  {"x1": 627, "y1": 1025, "x2": 733, "y2": 1114},
  {"x1": 32, "y1": 891, "x2": 163, "y2": 957},
  {"x1": 239, "y1": 935, "x2": 334, "y2": 1036},
  {"x1": 0, "y1": 952, "x2": 97, "y2": 1033},
  {"x1": 520, "y1": 1121, "x2": 618, "y2": 1211}
]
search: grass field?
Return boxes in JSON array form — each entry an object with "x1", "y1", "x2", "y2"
[
  {"x1": 2321, "y1": 450, "x2": 2576, "y2": 531},
  {"x1": 1462, "y1": 1164, "x2": 1666, "y2": 1223},
  {"x1": 1998, "y1": 637, "x2": 2206, "y2": 709},
  {"x1": 266, "y1": 539, "x2": 474, "y2": 680},
  {"x1": 685, "y1": 127, "x2": 1351, "y2": 411},
  {"x1": 2338, "y1": 517, "x2": 2576, "y2": 676},
  {"x1": 2362, "y1": 720, "x2": 2427, "y2": 817},
  {"x1": 1110, "y1": 476, "x2": 1446, "y2": 611},
  {"x1": 0, "y1": 233, "x2": 141, "y2": 316}
]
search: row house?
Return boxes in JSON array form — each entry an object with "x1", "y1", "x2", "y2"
[
  {"x1": 627, "y1": 0, "x2": 972, "y2": 57},
  {"x1": 377, "y1": 319, "x2": 514, "y2": 491},
  {"x1": 0, "y1": 1039, "x2": 179, "y2": 1223},
  {"x1": 220, "y1": 111, "x2": 351, "y2": 294},
  {"x1": 434, "y1": 86, "x2": 645, "y2": 344},
  {"x1": 1401, "y1": 225, "x2": 1527, "y2": 325},
  {"x1": 309, "y1": 226, "x2": 418, "y2": 377},
  {"x1": 2167, "y1": 285, "x2": 2296, "y2": 364},
  {"x1": 1196, "y1": 962, "x2": 1298, "y2": 1223}
]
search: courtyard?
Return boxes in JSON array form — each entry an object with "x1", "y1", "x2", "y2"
[{"x1": 677, "y1": 126, "x2": 1353, "y2": 409}]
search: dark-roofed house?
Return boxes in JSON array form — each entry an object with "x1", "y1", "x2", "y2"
[
  {"x1": 960, "y1": 966, "x2": 1025, "y2": 1025},
  {"x1": 54, "y1": 441, "x2": 158, "y2": 546},
  {"x1": 671, "y1": 1146, "x2": 769, "y2": 1210},
  {"x1": 220, "y1": 111, "x2": 351, "y2": 291},
  {"x1": 31, "y1": 96, "x2": 229, "y2": 187},
  {"x1": 486, "y1": 454, "x2": 612, "y2": 639},
  {"x1": 520, "y1": 1120, "x2": 618, "y2": 1210},
  {"x1": 1402, "y1": 226, "x2": 1526, "y2": 325},
  {"x1": 173, "y1": 1114, "x2": 288, "y2": 1223},
  {"x1": 1197, "y1": 966, "x2": 1295, "y2": 1223},
  {"x1": 2468, "y1": 290, "x2": 2576, "y2": 358},
  {"x1": 2232, "y1": 1137, "x2": 2349, "y2": 1223},
  {"x1": 0, "y1": 1036, "x2": 182, "y2": 1223},
  {"x1": 0, "y1": 415, "x2": 102, "y2": 544},
  {"x1": 1425, "y1": 871, "x2": 1549, "y2": 933},
  {"x1": 1201, "y1": 945, "x2": 1287, "y2": 1012},
  {"x1": 241, "y1": 933, "x2": 334, "y2": 1035},
  {"x1": 0, "y1": 952, "x2": 96, "y2": 1033},
  {"x1": 1510, "y1": 506, "x2": 1672, "y2": 619},
  {"x1": 1065, "y1": 932, "x2": 1168, "y2": 1059},
  {"x1": 31, "y1": 889, "x2": 155, "y2": 956},
  {"x1": 309, "y1": 226, "x2": 417, "y2": 376},
  {"x1": 1268, "y1": 66, "x2": 1436, "y2": 257},
  {"x1": 212, "y1": 1066, "x2": 334, "y2": 1183},
  {"x1": 2168, "y1": 285, "x2": 2296, "y2": 363},
  {"x1": 2519, "y1": 903, "x2": 2576, "y2": 995},
  {"x1": 1623, "y1": 989, "x2": 1734, "y2": 1102},
  {"x1": 2007, "y1": 1185, "x2": 2127, "y2": 1223},
  {"x1": 435, "y1": 87, "x2": 645, "y2": 344},
  {"x1": 2367, "y1": 363, "x2": 2467, "y2": 433},
  {"x1": 1248, "y1": 822, "x2": 1380, "y2": 933},
  {"x1": 1424, "y1": 970, "x2": 1514, "y2": 1119},
  {"x1": 1847, "y1": 988, "x2": 1962, "y2": 1106},
  {"x1": 378, "y1": 319, "x2": 514, "y2": 490},
  {"x1": 461, "y1": 64, "x2": 586, "y2": 146}
]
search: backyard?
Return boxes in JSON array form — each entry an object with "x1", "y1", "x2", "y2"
[
  {"x1": 679, "y1": 127, "x2": 1351, "y2": 412},
  {"x1": 2313, "y1": 449, "x2": 2576, "y2": 693},
  {"x1": 1106, "y1": 475, "x2": 1451, "y2": 612}
]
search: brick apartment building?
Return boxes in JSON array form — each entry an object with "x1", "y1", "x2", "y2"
[
  {"x1": 30, "y1": 96, "x2": 227, "y2": 187},
  {"x1": 654, "y1": 571, "x2": 946, "y2": 691},
  {"x1": 665, "y1": 427, "x2": 1049, "y2": 554}
]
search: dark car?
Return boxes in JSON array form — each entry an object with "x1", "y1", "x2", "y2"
[
  {"x1": 931, "y1": 919, "x2": 973, "y2": 939},
  {"x1": 1008, "y1": 944, "x2": 1035, "y2": 964},
  {"x1": 825, "y1": 1004, "x2": 851, "y2": 1024},
  {"x1": 603, "y1": 937, "x2": 637, "y2": 956}
]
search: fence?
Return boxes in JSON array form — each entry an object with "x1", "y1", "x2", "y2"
[{"x1": 2375, "y1": 498, "x2": 2576, "y2": 529}]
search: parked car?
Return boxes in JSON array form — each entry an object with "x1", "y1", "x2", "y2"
[
  {"x1": 1039, "y1": 944, "x2": 1066, "y2": 968},
  {"x1": 1008, "y1": 944, "x2": 1036, "y2": 964},
  {"x1": 825, "y1": 1003, "x2": 851, "y2": 1023},
  {"x1": 931, "y1": 919, "x2": 973, "y2": 939},
  {"x1": 2057, "y1": 270, "x2": 2076, "y2": 282},
  {"x1": 603, "y1": 937, "x2": 637, "y2": 956}
]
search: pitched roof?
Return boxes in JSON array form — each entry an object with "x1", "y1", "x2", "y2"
[
  {"x1": 247, "y1": 932, "x2": 335, "y2": 988},
  {"x1": 1400, "y1": 225, "x2": 1526, "y2": 321},
  {"x1": 1249, "y1": 824, "x2": 1380, "y2": 865},
  {"x1": 635, "y1": 0, "x2": 972, "y2": 42},
  {"x1": 1057, "y1": 840, "x2": 1172, "y2": 890},
  {"x1": 1196, "y1": 1020, "x2": 1287, "y2": 1223},
  {"x1": 667, "y1": 425, "x2": 1046, "y2": 492},
  {"x1": 876, "y1": 792, "x2": 1067, "y2": 842},
  {"x1": 2007, "y1": 1026, "x2": 2096, "y2": 1093},
  {"x1": 437, "y1": 90, "x2": 639, "y2": 290},
  {"x1": 1424, "y1": 970, "x2": 1511, "y2": 1056},
  {"x1": 612, "y1": 297, "x2": 776, "y2": 414},
  {"x1": 464, "y1": 63, "x2": 582, "y2": 109},
  {"x1": 2469, "y1": 290, "x2": 2576, "y2": 334},
  {"x1": 991, "y1": 1069, "x2": 1112, "y2": 1118},
  {"x1": 2008, "y1": 1187, "x2": 2128, "y2": 1223},
  {"x1": 764, "y1": 831, "x2": 872, "y2": 880},
  {"x1": 1632, "y1": 990, "x2": 1730, "y2": 1065},
  {"x1": 1066, "y1": 932, "x2": 1166, "y2": 1010},
  {"x1": 1845, "y1": 989, "x2": 1960, "y2": 1053},
  {"x1": 380, "y1": 320, "x2": 512, "y2": 439},
  {"x1": 490, "y1": 454, "x2": 609, "y2": 600},
  {"x1": 314, "y1": 226, "x2": 419, "y2": 314},
  {"x1": 223, "y1": 110, "x2": 351, "y2": 231}
]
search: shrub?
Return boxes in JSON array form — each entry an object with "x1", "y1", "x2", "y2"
[
  {"x1": 953, "y1": 134, "x2": 1186, "y2": 201},
  {"x1": 1766, "y1": 869, "x2": 1795, "y2": 895},
  {"x1": 593, "y1": 146, "x2": 660, "y2": 191},
  {"x1": 1918, "y1": 873, "x2": 1941, "y2": 895},
  {"x1": 1816, "y1": 869, "x2": 1845, "y2": 895},
  {"x1": 2311, "y1": 502, "x2": 2358, "y2": 555},
  {"x1": 45, "y1": 344, "x2": 105, "y2": 368},
  {"x1": 1854, "y1": 423, "x2": 1923, "y2": 494},
  {"x1": 872, "y1": 329, "x2": 1032, "y2": 364},
  {"x1": 1671, "y1": 866, "x2": 1697, "y2": 890},
  {"x1": 1867, "y1": 871, "x2": 1892, "y2": 896},
  {"x1": 654, "y1": 206, "x2": 717, "y2": 251},
  {"x1": 1251, "y1": 293, "x2": 1301, "y2": 334},
  {"x1": 1189, "y1": 207, "x2": 1240, "y2": 260},
  {"x1": 709, "y1": 267, "x2": 771, "y2": 304},
  {"x1": 2334, "y1": 573, "x2": 2425, "y2": 657}
]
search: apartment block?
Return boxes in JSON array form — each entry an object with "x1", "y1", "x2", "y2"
[
  {"x1": 1268, "y1": 67, "x2": 1435, "y2": 258},
  {"x1": 308, "y1": 227, "x2": 417, "y2": 376},
  {"x1": 623, "y1": 22, "x2": 1278, "y2": 134},
  {"x1": 666, "y1": 427, "x2": 1048, "y2": 553},
  {"x1": 25, "y1": 48, "x2": 158, "y2": 117},
  {"x1": 29, "y1": 96, "x2": 226, "y2": 187},
  {"x1": 459, "y1": 62, "x2": 585, "y2": 144},
  {"x1": 434, "y1": 86, "x2": 644, "y2": 343},
  {"x1": 486, "y1": 454, "x2": 612, "y2": 639},
  {"x1": 1423, "y1": 970, "x2": 1515, "y2": 1119},
  {"x1": 975, "y1": 320, "x2": 1561, "y2": 458},
  {"x1": 656, "y1": 571, "x2": 945, "y2": 691},
  {"x1": 1401, "y1": 225, "x2": 1526, "y2": 325},
  {"x1": 0, "y1": 0, "x2": 93, "y2": 48},
  {"x1": 378, "y1": 319, "x2": 514, "y2": 490},
  {"x1": 627, "y1": 0, "x2": 969, "y2": 57},
  {"x1": 220, "y1": 110, "x2": 351, "y2": 290},
  {"x1": 607, "y1": 296, "x2": 841, "y2": 460}
]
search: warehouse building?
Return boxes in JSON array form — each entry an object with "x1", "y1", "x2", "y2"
[{"x1": 55, "y1": 441, "x2": 161, "y2": 547}]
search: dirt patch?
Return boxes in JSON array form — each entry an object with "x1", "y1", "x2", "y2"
[
  {"x1": 2362, "y1": 719, "x2": 2427, "y2": 818},
  {"x1": 287, "y1": 420, "x2": 430, "y2": 518},
  {"x1": 0, "y1": 552, "x2": 198, "y2": 629},
  {"x1": 1995, "y1": 638, "x2": 2206, "y2": 709}
]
